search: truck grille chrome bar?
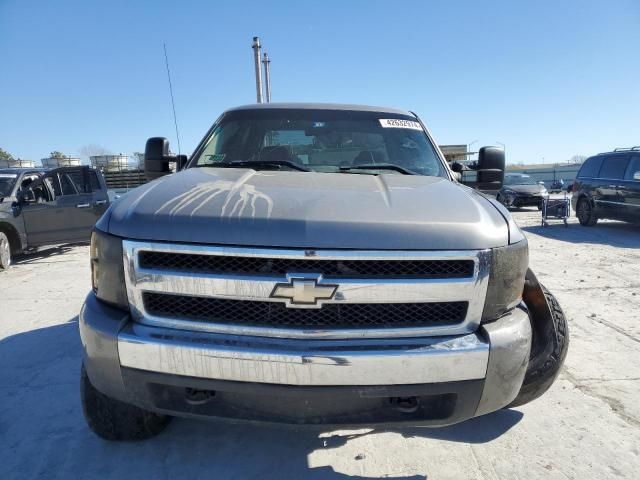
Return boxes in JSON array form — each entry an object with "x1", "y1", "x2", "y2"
[
  {"x1": 138, "y1": 251, "x2": 475, "y2": 278},
  {"x1": 123, "y1": 241, "x2": 491, "y2": 339}
]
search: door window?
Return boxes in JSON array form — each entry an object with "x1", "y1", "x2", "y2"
[
  {"x1": 88, "y1": 171, "x2": 102, "y2": 191},
  {"x1": 67, "y1": 170, "x2": 90, "y2": 193},
  {"x1": 577, "y1": 157, "x2": 603, "y2": 178},
  {"x1": 46, "y1": 175, "x2": 62, "y2": 197},
  {"x1": 598, "y1": 155, "x2": 629, "y2": 180},
  {"x1": 624, "y1": 156, "x2": 640, "y2": 181},
  {"x1": 59, "y1": 173, "x2": 79, "y2": 195},
  {"x1": 56, "y1": 170, "x2": 91, "y2": 196}
]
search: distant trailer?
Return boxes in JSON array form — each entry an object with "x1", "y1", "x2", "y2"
[
  {"x1": 41, "y1": 157, "x2": 81, "y2": 168},
  {"x1": 0, "y1": 159, "x2": 36, "y2": 168},
  {"x1": 90, "y1": 154, "x2": 130, "y2": 172},
  {"x1": 102, "y1": 170, "x2": 147, "y2": 190}
]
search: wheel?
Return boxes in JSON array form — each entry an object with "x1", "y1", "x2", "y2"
[
  {"x1": 576, "y1": 197, "x2": 598, "y2": 226},
  {"x1": 0, "y1": 232, "x2": 11, "y2": 270},
  {"x1": 510, "y1": 283, "x2": 569, "y2": 407},
  {"x1": 80, "y1": 364, "x2": 171, "y2": 441}
]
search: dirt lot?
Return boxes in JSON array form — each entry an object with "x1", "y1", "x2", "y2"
[{"x1": 1, "y1": 210, "x2": 639, "y2": 480}]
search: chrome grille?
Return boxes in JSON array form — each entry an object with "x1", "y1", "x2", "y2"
[
  {"x1": 138, "y1": 251, "x2": 475, "y2": 278},
  {"x1": 123, "y1": 241, "x2": 491, "y2": 339},
  {"x1": 143, "y1": 292, "x2": 468, "y2": 329}
]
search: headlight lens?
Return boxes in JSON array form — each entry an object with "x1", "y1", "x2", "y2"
[
  {"x1": 90, "y1": 229, "x2": 129, "y2": 310},
  {"x1": 481, "y1": 239, "x2": 528, "y2": 323}
]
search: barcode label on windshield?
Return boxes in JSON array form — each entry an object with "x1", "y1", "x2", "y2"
[{"x1": 379, "y1": 119, "x2": 422, "y2": 130}]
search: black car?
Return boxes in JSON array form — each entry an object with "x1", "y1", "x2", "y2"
[
  {"x1": 497, "y1": 173, "x2": 549, "y2": 210},
  {"x1": 571, "y1": 148, "x2": 640, "y2": 226}
]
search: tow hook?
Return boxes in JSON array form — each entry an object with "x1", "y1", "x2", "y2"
[
  {"x1": 389, "y1": 396, "x2": 419, "y2": 413},
  {"x1": 185, "y1": 388, "x2": 216, "y2": 405}
]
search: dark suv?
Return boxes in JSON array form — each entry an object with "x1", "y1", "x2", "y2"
[{"x1": 571, "y1": 148, "x2": 640, "y2": 226}]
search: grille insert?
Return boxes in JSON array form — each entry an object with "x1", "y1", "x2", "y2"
[
  {"x1": 143, "y1": 293, "x2": 468, "y2": 330},
  {"x1": 138, "y1": 252, "x2": 474, "y2": 278}
]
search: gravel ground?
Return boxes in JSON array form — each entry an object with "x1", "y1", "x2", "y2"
[{"x1": 1, "y1": 210, "x2": 639, "y2": 480}]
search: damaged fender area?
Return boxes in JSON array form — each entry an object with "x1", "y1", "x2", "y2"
[{"x1": 509, "y1": 268, "x2": 570, "y2": 407}]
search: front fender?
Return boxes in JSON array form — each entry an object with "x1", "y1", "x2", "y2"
[{"x1": 510, "y1": 268, "x2": 569, "y2": 407}]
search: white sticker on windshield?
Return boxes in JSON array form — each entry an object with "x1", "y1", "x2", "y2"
[
  {"x1": 379, "y1": 119, "x2": 422, "y2": 130},
  {"x1": 0, "y1": 174, "x2": 18, "y2": 178}
]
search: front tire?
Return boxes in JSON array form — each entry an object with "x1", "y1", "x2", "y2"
[
  {"x1": 510, "y1": 283, "x2": 569, "y2": 407},
  {"x1": 576, "y1": 197, "x2": 598, "y2": 226},
  {"x1": 0, "y1": 232, "x2": 11, "y2": 270},
  {"x1": 80, "y1": 365, "x2": 171, "y2": 441}
]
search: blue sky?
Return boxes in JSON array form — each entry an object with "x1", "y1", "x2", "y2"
[{"x1": 1, "y1": 0, "x2": 639, "y2": 165}]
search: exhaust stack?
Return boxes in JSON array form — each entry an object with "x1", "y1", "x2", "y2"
[
  {"x1": 262, "y1": 52, "x2": 271, "y2": 103},
  {"x1": 251, "y1": 37, "x2": 264, "y2": 103}
]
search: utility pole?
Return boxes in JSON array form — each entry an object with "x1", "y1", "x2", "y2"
[
  {"x1": 251, "y1": 37, "x2": 263, "y2": 103},
  {"x1": 262, "y1": 52, "x2": 271, "y2": 103}
]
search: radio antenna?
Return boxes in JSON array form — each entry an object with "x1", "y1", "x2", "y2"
[{"x1": 163, "y1": 43, "x2": 181, "y2": 155}]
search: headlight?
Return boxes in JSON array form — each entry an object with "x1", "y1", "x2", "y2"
[
  {"x1": 481, "y1": 239, "x2": 528, "y2": 323},
  {"x1": 90, "y1": 229, "x2": 129, "y2": 310}
]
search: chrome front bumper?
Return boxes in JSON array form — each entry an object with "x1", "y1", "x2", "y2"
[
  {"x1": 117, "y1": 323, "x2": 489, "y2": 386},
  {"x1": 80, "y1": 293, "x2": 532, "y2": 424}
]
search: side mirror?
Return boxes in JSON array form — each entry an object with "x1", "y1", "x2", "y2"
[
  {"x1": 144, "y1": 137, "x2": 179, "y2": 181},
  {"x1": 475, "y1": 146, "x2": 505, "y2": 191}
]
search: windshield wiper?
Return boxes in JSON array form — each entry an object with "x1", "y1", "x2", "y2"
[
  {"x1": 339, "y1": 164, "x2": 417, "y2": 175},
  {"x1": 216, "y1": 160, "x2": 310, "y2": 172}
]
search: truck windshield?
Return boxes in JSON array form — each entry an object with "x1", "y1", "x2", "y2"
[
  {"x1": 0, "y1": 173, "x2": 18, "y2": 197},
  {"x1": 191, "y1": 109, "x2": 446, "y2": 177}
]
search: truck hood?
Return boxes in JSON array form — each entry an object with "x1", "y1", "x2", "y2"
[{"x1": 106, "y1": 168, "x2": 509, "y2": 250}]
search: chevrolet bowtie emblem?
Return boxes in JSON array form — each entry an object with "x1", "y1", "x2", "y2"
[{"x1": 270, "y1": 277, "x2": 338, "y2": 308}]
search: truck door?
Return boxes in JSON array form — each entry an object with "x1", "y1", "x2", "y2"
[
  {"x1": 58, "y1": 168, "x2": 102, "y2": 240},
  {"x1": 20, "y1": 173, "x2": 73, "y2": 246},
  {"x1": 87, "y1": 168, "x2": 110, "y2": 218}
]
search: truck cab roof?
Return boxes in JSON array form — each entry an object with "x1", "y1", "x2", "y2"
[{"x1": 226, "y1": 102, "x2": 413, "y2": 116}]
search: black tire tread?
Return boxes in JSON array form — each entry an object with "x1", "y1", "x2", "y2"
[
  {"x1": 510, "y1": 284, "x2": 569, "y2": 407},
  {"x1": 80, "y1": 365, "x2": 171, "y2": 441},
  {"x1": 0, "y1": 231, "x2": 11, "y2": 270},
  {"x1": 577, "y1": 198, "x2": 598, "y2": 226}
]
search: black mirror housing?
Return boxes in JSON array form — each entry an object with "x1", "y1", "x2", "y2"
[
  {"x1": 145, "y1": 137, "x2": 175, "y2": 181},
  {"x1": 476, "y1": 146, "x2": 505, "y2": 191}
]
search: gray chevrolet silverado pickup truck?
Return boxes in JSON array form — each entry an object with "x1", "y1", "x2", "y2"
[
  {"x1": 0, "y1": 166, "x2": 109, "y2": 269},
  {"x1": 79, "y1": 103, "x2": 568, "y2": 440}
]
